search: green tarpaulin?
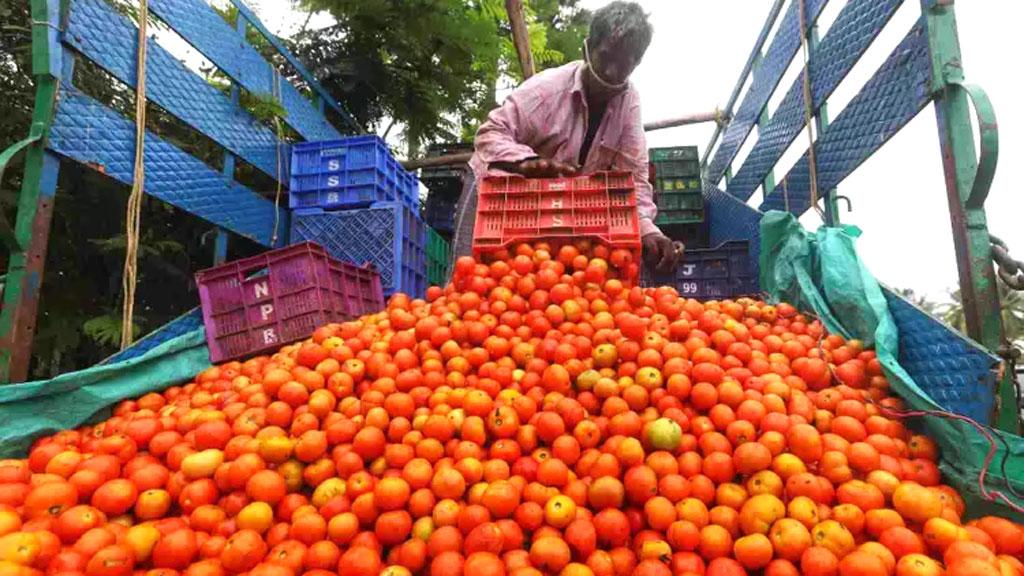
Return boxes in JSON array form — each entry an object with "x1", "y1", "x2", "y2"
[
  {"x1": 0, "y1": 329, "x2": 210, "y2": 458},
  {"x1": 760, "y1": 211, "x2": 1024, "y2": 519}
]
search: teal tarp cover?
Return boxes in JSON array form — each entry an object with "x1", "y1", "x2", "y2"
[
  {"x1": 0, "y1": 329, "x2": 210, "y2": 458},
  {"x1": 759, "y1": 211, "x2": 1024, "y2": 518}
]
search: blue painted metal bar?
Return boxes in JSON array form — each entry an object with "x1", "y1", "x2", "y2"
[
  {"x1": 727, "y1": 0, "x2": 905, "y2": 201},
  {"x1": 705, "y1": 0, "x2": 828, "y2": 184},
  {"x1": 47, "y1": 87, "x2": 282, "y2": 246},
  {"x1": 102, "y1": 308, "x2": 205, "y2": 365},
  {"x1": 147, "y1": 0, "x2": 341, "y2": 142},
  {"x1": 228, "y1": 0, "x2": 361, "y2": 133},
  {"x1": 701, "y1": 0, "x2": 787, "y2": 169},
  {"x1": 760, "y1": 21, "x2": 932, "y2": 215},
  {"x1": 704, "y1": 183, "x2": 765, "y2": 283},
  {"x1": 64, "y1": 0, "x2": 283, "y2": 181},
  {"x1": 886, "y1": 291, "x2": 998, "y2": 425}
]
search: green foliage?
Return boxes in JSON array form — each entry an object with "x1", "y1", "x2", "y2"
[
  {"x1": 0, "y1": 1, "x2": 234, "y2": 377},
  {"x1": 894, "y1": 283, "x2": 1024, "y2": 349},
  {"x1": 941, "y1": 281, "x2": 1024, "y2": 347},
  {"x1": 241, "y1": 92, "x2": 289, "y2": 125},
  {"x1": 292, "y1": 0, "x2": 589, "y2": 154},
  {"x1": 83, "y1": 315, "x2": 139, "y2": 349}
]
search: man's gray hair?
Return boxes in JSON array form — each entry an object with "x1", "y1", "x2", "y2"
[{"x1": 589, "y1": 1, "x2": 653, "y2": 58}]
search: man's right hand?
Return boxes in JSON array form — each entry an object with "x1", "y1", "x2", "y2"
[{"x1": 511, "y1": 158, "x2": 579, "y2": 178}]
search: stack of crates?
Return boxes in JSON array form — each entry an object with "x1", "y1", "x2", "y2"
[
  {"x1": 421, "y1": 142, "x2": 473, "y2": 240},
  {"x1": 426, "y1": 227, "x2": 451, "y2": 287},
  {"x1": 650, "y1": 146, "x2": 707, "y2": 248},
  {"x1": 289, "y1": 136, "x2": 428, "y2": 298}
]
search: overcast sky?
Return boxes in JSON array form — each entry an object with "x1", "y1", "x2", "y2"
[{"x1": 226, "y1": 0, "x2": 1023, "y2": 301}]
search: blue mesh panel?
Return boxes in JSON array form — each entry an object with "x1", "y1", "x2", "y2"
[
  {"x1": 65, "y1": 0, "x2": 283, "y2": 181},
  {"x1": 885, "y1": 289, "x2": 999, "y2": 424},
  {"x1": 728, "y1": 0, "x2": 904, "y2": 200},
  {"x1": 48, "y1": 88, "x2": 281, "y2": 246},
  {"x1": 147, "y1": 0, "x2": 341, "y2": 142},
  {"x1": 706, "y1": 0, "x2": 828, "y2": 184},
  {"x1": 290, "y1": 203, "x2": 427, "y2": 298},
  {"x1": 761, "y1": 21, "x2": 932, "y2": 214},
  {"x1": 698, "y1": 187, "x2": 998, "y2": 424},
  {"x1": 103, "y1": 308, "x2": 204, "y2": 364},
  {"x1": 703, "y1": 182, "x2": 764, "y2": 292}
]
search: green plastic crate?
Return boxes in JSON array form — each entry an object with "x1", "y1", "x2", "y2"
[
  {"x1": 649, "y1": 146, "x2": 699, "y2": 162},
  {"x1": 656, "y1": 176, "x2": 702, "y2": 193},
  {"x1": 656, "y1": 209, "x2": 705, "y2": 226},
  {"x1": 660, "y1": 223, "x2": 709, "y2": 249},
  {"x1": 653, "y1": 159, "x2": 700, "y2": 178},
  {"x1": 657, "y1": 190, "x2": 704, "y2": 212},
  {"x1": 427, "y1": 227, "x2": 451, "y2": 286}
]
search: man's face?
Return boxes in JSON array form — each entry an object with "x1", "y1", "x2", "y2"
[{"x1": 586, "y1": 37, "x2": 644, "y2": 93}]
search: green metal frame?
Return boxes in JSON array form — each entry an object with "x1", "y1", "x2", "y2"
[
  {"x1": 922, "y1": 0, "x2": 1016, "y2": 432},
  {"x1": 0, "y1": 0, "x2": 64, "y2": 383}
]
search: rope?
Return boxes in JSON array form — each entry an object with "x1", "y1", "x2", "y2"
[
  {"x1": 270, "y1": 69, "x2": 284, "y2": 247},
  {"x1": 120, "y1": 0, "x2": 149, "y2": 350},
  {"x1": 797, "y1": 0, "x2": 825, "y2": 220}
]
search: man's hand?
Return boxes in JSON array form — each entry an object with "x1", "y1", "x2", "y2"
[
  {"x1": 511, "y1": 158, "x2": 579, "y2": 178},
  {"x1": 643, "y1": 232, "x2": 683, "y2": 273}
]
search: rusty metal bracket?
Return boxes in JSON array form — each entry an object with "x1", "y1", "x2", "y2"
[
  {"x1": 0, "y1": 133, "x2": 43, "y2": 251},
  {"x1": 949, "y1": 82, "x2": 999, "y2": 209},
  {"x1": 815, "y1": 194, "x2": 853, "y2": 214}
]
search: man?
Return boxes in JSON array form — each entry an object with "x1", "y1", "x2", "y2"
[{"x1": 451, "y1": 1, "x2": 680, "y2": 271}]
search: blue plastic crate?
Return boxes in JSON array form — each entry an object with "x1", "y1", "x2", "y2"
[
  {"x1": 291, "y1": 136, "x2": 391, "y2": 176},
  {"x1": 290, "y1": 136, "x2": 416, "y2": 211},
  {"x1": 425, "y1": 190, "x2": 458, "y2": 233},
  {"x1": 291, "y1": 164, "x2": 395, "y2": 192},
  {"x1": 641, "y1": 240, "x2": 758, "y2": 300},
  {"x1": 290, "y1": 202, "x2": 427, "y2": 298}
]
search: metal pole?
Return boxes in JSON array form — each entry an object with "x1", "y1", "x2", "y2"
[
  {"x1": 641, "y1": 110, "x2": 725, "y2": 132},
  {"x1": 923, "y1": 0, "x2": 1018, "y2": 432},
  {"x1": 402, "y1": 110, "x2": 725, "y2": 170},
  {"x1": 0, "y1": 0, "x2": 64, "y2": 383}
]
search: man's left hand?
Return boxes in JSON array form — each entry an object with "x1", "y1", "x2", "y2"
[{"x1": 643, "y1": 233, "x2": 682, "y2": 273}]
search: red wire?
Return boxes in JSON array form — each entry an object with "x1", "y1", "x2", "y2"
[
  {"x1": 877, "y1": 404, "x2": 1024, "y2": 515},
  {"x1": 759, "y1": 307, "x2": 1024, "y2": 514}
]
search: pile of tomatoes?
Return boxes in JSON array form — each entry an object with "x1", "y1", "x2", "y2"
[{"x1": 1, "y1": 240, "x2": 1023, "y2": 576}]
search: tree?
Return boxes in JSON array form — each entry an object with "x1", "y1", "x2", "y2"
[
  {"x1": 892, "y1": 288, "x2": 943, "y2": 317},
  {"x1": 291, "y1": 0, "x2": 589, "y2": 154},
  {"x1": 941, "y1": 281, "x2": 1024, "y2": 347}
]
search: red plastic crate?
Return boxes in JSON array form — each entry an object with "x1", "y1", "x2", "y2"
[
  {"x1": 196, "y1": 242, "x2": 384, "y2": 363},
  {"x1": 472, "y1": 171, "x2": 642, "y2": 254}
]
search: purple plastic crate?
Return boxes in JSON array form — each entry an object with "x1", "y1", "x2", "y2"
[{"x1": 195, "y1": 242, "x2": 384, "y2": 363}]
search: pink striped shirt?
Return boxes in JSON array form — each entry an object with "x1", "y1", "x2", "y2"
[{"x1": 470, "y1": 61, "x2": 659, "y2": 237}]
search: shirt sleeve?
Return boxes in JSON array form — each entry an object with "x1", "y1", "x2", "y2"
[
  {"x1": 617, "y1": 95, "x2": 661, "y2": 237},
  {"x1": 473, "y1": 87, "x2": 542, "y2": 171}
]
